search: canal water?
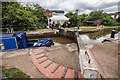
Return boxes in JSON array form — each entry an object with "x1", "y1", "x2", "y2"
[
  {"x1": 27, "y1": 36, "x2": 74, "y2": 46},
  {"x1": 80, "y1": 29, "x2": 119, "y2": 45},
  {"x1": 27, "y1": 28, "x2": 120, "y2": 45},
  {"x1": 41, "y1": 37, "x2": 74, "y2": 46}
]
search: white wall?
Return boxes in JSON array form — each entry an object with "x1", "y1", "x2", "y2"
[
  {"x1": 111, "y1": 15, "x2": 114, "y2": 18},
  {"x1": 52, "y1": 12, "x2": 64, "y2": 16},
  {"x1": 111, "y1": 14, "x2": 119, "y2": 19},
  {"x1": 48, "y1": 12, "x2": 68, "y2": 26}
]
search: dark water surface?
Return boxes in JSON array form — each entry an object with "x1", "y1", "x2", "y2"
[
  {"x1": 27, "y1": 28, "x2": 120, "y2": 45},
  {"x1": 27, "y1": 36, "x2": 74, "y2": 45},
  {"x1": 80, "y1": 29, "x2": 119, "y2": 45}
]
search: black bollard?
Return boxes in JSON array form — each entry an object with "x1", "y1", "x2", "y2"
[
  {"x1": 77, "y1": 26, "x2": 79, "y2": 30},
  {"x1": 110, "y1": 28, "x2": 116, "y2": 38}
]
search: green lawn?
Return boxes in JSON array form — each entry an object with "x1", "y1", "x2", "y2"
[
  {"x1": 62, "y1": 26, "x2": 120, "y2": 30},
  {"x1": 2, "y1": 67, "x2": 32, "y2": 80},
  {"x1": 103, "y1": 26, "x2": 120, "y2": 28},
  {"x1": 62, "y1": 26, "x2": 97, "y2": 30}
]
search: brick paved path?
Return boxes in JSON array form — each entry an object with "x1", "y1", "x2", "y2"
[
  {"x1": 31, "y1": 53, "x2": 82, "y2": 79},
  {"x1": 30, "y1": 49, "x2": 106, "y2": 79}
]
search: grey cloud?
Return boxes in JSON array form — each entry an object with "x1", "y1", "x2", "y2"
[
  {"x1": 87, "y1": 2, "x2": 118, "y2": 10},
  {"x1": 103, "y1": 5, "x2": 118, "y2": 12},
  {"x1": 19, "y1": 0, "x2": 119, "y2": 14}
]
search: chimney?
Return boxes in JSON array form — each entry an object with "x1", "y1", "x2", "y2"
[{"x1": 75, "y1": 9, "x2": 79, "y2": 16}]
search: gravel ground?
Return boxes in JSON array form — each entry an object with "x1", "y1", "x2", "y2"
[
  {"x1": 2, "y1": 40, "x2": 118, "y2": 78},
  {"x1": 1, "y1": 43, "x2": 80, "y2": 78},
  {"x1": 30, "y1": 43, "x2": 80, "y2": 71},
  {"x1": 90, "y1": 41, "x2": 118, "y2": 78},
  {"x1": 2, "y1": 49, "x2": 47, "y2": 78}
]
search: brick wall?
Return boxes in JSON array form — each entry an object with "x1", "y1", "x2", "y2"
[{"x1": 45, "y1": 10, "x2": 52, "y2": 18}]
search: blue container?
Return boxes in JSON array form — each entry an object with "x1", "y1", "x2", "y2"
[
  {"x1": 0, "y1": 32, "x2": 27, "y2": 51},
  {"x1": 0, "y1": 32, "x2": 53, "y2": 51},
  {"x1": 0, "y1": 37, "x2": 18, "y2": 50}
]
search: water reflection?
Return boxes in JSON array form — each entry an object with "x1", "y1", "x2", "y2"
[
  {"x1": 27, "y1": 28, "x2": 120, "y2": 45},
  {"x1": 46, "y1": 37, "x2": 74, "y2": 44},
  {"x1": 80, "y1": 29, "x2": 119, "y2": 45},
  {"x1": 28, "y1": 36, "x2": 74, "y2": 45}
]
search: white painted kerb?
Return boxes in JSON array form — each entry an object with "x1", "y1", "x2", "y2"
[{"x1": 79, "y1": 50, "x2": 99, "y2": 78}]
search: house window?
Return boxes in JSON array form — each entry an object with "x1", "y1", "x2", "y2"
[
  {"x1": 49, "y1": 13, "x2": 51, "y2": 16},
  {"x1": 53, "y1": 12, "x2": 55, "y2": 15},
  {"x1": 49, "y1": 19, "x2": 51, "y2": 22}
]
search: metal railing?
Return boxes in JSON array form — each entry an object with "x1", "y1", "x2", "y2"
[{"x1": 1, "y1": 28, "x2": 14, "y2": 33}]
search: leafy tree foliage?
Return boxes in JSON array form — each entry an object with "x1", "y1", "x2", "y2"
[
  {"x1": 84, "y1": 10, "x2": 118, "y2": 26},
  {"x1": 65, "y1": 12, "x2": 76, "y2": 27},
  {"x1": 2, "y1": 2, "x2": 48, "y2": 31},
  {"x1": 117, "y1": 17, "x2": 120, "y2": 22},
  {"x1": 24, "y1": 3, "x2": 48, "y2": 29},
  {"x1": 65, "y1": 12, "x2": 87, "y2": 27},
  {"x1": 79, "y1": 14, "x2": 87, "y2": 25}
]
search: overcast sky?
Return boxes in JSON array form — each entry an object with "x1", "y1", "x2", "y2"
[{"x1": 18, "y1": 0, "x2": 120, "y2": 15}]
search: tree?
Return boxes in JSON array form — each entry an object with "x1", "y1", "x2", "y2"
[
  {"x1": 65, "y1": 12, "x2": 81, "y2": 27},
  {"x1": 84, "y1": 10, "x2": 118, "y2": 26},
  {"x1": 2, "y1": 2, "x2": 38, "y2": 30},
  {"x1": 2, "y1": 2, "x2": 48, "y2": 31},
  {"x1": 102, "y1": 13, "x2": 117, "y2": 26},
  {"x1": 24, "y1": 3, "x2": 48, "y2": 29},
  {"x1": 86, "y1": 10, "x2": 103, "y2": 21},
  {"x1": 117, "y1": 17, "x2": 120, "y2": 23},
  {"x1": 79, "y1": 14, "x2": 87, "y2": 25}
]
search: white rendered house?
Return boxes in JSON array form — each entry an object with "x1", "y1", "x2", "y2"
[{"x1": 45, "y1": 10, "x2": 69, "y2": 26}]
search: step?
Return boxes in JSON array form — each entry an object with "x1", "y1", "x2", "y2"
[
  {"x1": 36, "y1": 55, "x2": 45, "y2": 59},
  {"x1": 61, "y1": 67, "x2": 68, "y2": 78},
  {"x1": 52, "y1": 66, "x2": 65, "y2": 78},
  {"x1": 46, "y1": 63, "x2": 58, "y2": 73},
  {"x1": 51, "y1": 65, "x2": 60, "y2": 73},
  {"x1": 44, "y1": 61, "x2": 53, "y2": 68},
  {"x1": 38, "y1": 60, "x2": 53, "y2": 75},
  {"x1": 78, "y1": 71, "x2": 83, "y2": 79},
  {"x1": 99, "y1": 74, "x2": 105, "y2": 80},
  {"x1": 39, "y1": 58, "x2": 48, "y2": 64},
  {"x1": 39, "y1": 59, "x2": 52, "y2": 68},
  {"x1": 36, "y1": 54, "x2": 44, "y2": 59},
  {"x1": 74, "y1": 71, "x2": 78, "y2": 80},
  {"x1": 45, "y1": 63, "x2": 59, "y2": 78},
  {"x1": 36, "y1": 53, "x2": 42, "y2": 55},
  {"x1": 37, "y1": 56, "x2": 47, "y2": 62},
  {"x1": 64, "y1": 69, "x2": 74, "y2": 78}
]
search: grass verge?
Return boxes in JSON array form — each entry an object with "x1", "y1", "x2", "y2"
[
  {"x1": 2, "y1": 67, "x2": 32, "y2": 80},
  {"x1": 62, "y1": 26, "x2": 120, "y2": 30}
]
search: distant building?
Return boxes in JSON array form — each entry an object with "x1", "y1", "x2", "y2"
[
  {"x1": 45, "y1": 9, "x2": 52, "y2": 18},
  {"x1": 108, "y1": 2, "x2": 120, "y2": 20},
  {"x1": 83, "y1": 20, "x2": 102, "y2": 26},
  {"x1": 45, "y1": 9, "x2": 69, "y2": 26},
  {"x1": 75, "y1": 9, "x2": 79, "y2": 16},
  {"x1": 45, "y1": 9, "x2": 64, "y2": 18},
  {"x1": 83, "y1": 21, "x2": 95, "y2": 26},
  {"x1": 109, "y1": 13, "x2": 120, "y2": 20}
]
